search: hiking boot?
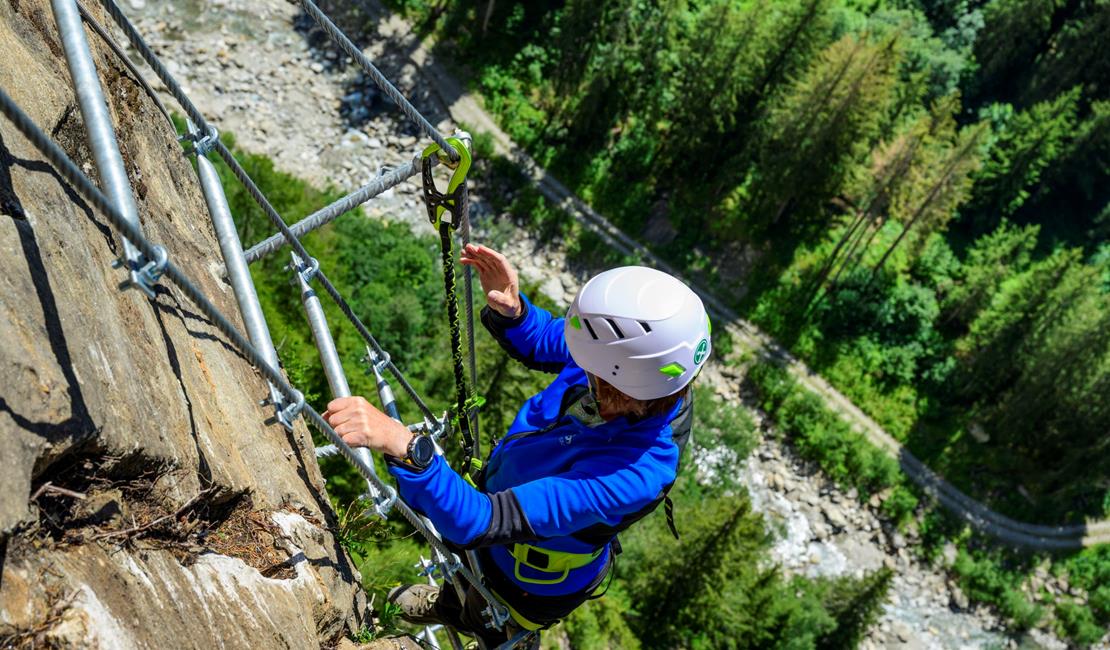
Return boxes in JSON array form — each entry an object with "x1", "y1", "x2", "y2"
[{"x1": 387, "y1": 584, "x2": 442, "y2": 625}]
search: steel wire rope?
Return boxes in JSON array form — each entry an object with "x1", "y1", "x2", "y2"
[
  {"x1": 241, "y1": 154, "x2": 433, "y2": 264},
  {"x1": 296, "y1": 0, "x2": 458, "y2": 162},
  {"x1": 0, "y1": 87, "x2": 508, "y2": 623}
]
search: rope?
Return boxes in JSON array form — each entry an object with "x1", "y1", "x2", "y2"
[
  {"x1": 297, "y1": 0, "x2": 459, "y2": 162},
  {"x1": 420, "y1": 147, "x2": 478, "y2": 470},
  {"x1": 438, "y1": 220, "x2": 476, "y2": 463},
  {"x1": 241, "y1": 154, "x2": 435, "y2": 264},
  {"x1": 0, "y1": 87, "x2": 508, "y2": 624},
  {"x1": 457, "y1": 160, "x2": 481, "y2": 454}
]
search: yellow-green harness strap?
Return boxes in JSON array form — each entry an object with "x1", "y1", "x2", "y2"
[
  {"x1": 489, "y1": 557, "x2": 611, "y2": 631},
  {"x1": 509, "y1": 543, "x2": 604, "y2": 585}
]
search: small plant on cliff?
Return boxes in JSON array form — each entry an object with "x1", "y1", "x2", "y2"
[{"x1": 334, "y1": 500, "x2": 390, "y2": 566}]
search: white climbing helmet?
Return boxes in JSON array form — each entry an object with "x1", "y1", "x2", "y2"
[{"x1": 565, "y1": 266, "x2": 711, "y2": 401}]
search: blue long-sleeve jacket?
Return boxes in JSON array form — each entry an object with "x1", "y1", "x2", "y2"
[{"x1": 389, "y1": 294, "x2": 685, "y2": 597}]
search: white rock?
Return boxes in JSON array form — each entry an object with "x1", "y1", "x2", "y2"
[
  {"x1": 822, "y1": 503, "x2": 849, "y2": 529},
  {"x1": 892, "y1": 621, "x2": 913, "y2": 642},
  {"x1": 942, "y1": 542, "x2": 959, "y2": 567}
]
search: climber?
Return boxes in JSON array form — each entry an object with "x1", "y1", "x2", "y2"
[{"x1": 322, "y1": 243, "x2": 711, "y2": 645}]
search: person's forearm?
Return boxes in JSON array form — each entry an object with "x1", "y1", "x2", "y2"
[{"x1": 389, "y1": 455, "x2": 493, "y2": 545}]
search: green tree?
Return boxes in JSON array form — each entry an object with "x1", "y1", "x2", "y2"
[
  {"x1": 968, "y1": 0, "x2": 1082, "y2": 106},
  {"x1": 1024, "y1": 99, "x2": 1110, "y2": 245},
  {"x1": 732, "y1": 31, "x2": 903, "y2": 237},
  {"x1": 630, "y1": 491, "x2": 793, "y2": 649},
  {"x1": 942, "y1": 220, "x2": 1039, "y2": 328},
  {"x1": 803, "y1": 93, "x2": 964, "y2": 309},
  {"x1": 817, "y1": 568, "x2": 894, "y2": 649},
  {"x1": 956, "y1": 248, "x2": 1110, "y2": 510},
  {"x1": 964, "y1": 89, "x2": 1080, "y2": 227},
  {"x1": 870, "y1": 120, "x2": 987, "y2": 274}
]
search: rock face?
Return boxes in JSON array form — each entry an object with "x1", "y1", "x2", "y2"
[{"x1": 0, "y1": 1, "x2": 362, "y2": 647}]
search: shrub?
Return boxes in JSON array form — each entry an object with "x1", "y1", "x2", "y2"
[
  {"x1": 749, "y1": 361, "x2": 902, "y2": 498},
  {"x1": 880, "y1": 485, "x2": 920, "y2": 527},
  {"x1": 1054, "y1": 601, "x2": 1105, "y2": 646}
]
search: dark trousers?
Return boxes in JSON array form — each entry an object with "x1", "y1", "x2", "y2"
[
  {"x1": 434, "y1": 549, "x2": 610, "y2": 647},
  {"x1": 434, "y1": 582, "x2": 526, "y2": 647}
]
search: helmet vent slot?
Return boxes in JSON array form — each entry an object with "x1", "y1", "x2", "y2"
[
  {"x1": 583, "y1": 318, "x2": 599, "y2": 340},
  {"x1": 639, "y1": 321, "x2": 652, "y2": 333},
  {"x1": 605, "y1": 318, "x2": 625, "y2": 339}
]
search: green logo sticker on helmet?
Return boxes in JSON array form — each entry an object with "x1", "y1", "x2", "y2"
[
  {"x1": 569, "y1": 314, "x2": 582, "y2": 330},
  {"x1": 694, "y1": 339, "x2": 709, "y2": 364}
]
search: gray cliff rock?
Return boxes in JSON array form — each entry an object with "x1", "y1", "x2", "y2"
[{"x1": 0, "y1": 0, "x2": 363, "y2": 646}]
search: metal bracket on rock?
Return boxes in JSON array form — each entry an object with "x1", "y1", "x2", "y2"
[
  {"x1": 275, "y1": 389, "x2": 305, "y2": 431},
  {"x1": 363, "y1": 484, "x2": 398, "y2": 520},
  {"x1": 114, "y1": 244, "x2": 168, "y2": 298}
]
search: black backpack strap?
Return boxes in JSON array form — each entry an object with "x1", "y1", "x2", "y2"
[{"x1": 664, "y1": 494, "x2": 680, "y2": 539}]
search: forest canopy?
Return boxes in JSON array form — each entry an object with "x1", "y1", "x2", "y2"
[{"x1": 397, "y1": 0, "x2": 1110, "y2": 525}]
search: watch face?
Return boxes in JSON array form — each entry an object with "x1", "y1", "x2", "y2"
[{"x1": 412, "y1": 435, "x2": 436, "y2": 467}]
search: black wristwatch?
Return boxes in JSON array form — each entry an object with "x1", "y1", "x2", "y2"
[{"x1": 405, "y1": 434, "x2": 436, "y2": 470}]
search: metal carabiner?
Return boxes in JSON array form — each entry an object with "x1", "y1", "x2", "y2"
[{"x1": 420, "y1": 136, "x2": 472, "y2": 230}]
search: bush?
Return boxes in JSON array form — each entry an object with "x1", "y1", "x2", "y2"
[
  {"x1": 748, "y1": 361, "x2": 903, "y2": 498},
  {"x1": 952, "y1": 549, "x2": 1043, "y2": 631},
  {"x1": 880, "y1": 485, "x2": 920, "y2": 528},
  {"x1": 1054, "y1": 601, "x2": 1105, "y2": 646}
]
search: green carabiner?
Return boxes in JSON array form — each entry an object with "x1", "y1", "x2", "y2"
[{"x1": 421, "y1": 137, "x2": 472, "y2": 229}]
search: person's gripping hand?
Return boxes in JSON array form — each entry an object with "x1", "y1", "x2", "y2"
[
  {"x1": 322, "y1": 396, "x2": 412, "y2": 457},
  {"x1": 460, "y1": 244, "x2": 522, "y2": 318}
]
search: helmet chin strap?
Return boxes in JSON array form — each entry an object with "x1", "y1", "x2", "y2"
[{"x1": 586, "y1": 373, "x2": 601, "y2": 401}]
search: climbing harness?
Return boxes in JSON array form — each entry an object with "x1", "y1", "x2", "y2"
[
  {"x1": 421, "y1": 137, "x2": 484, "y2": 481},
  {"x1": 509, "y1": 544, "x2": 604, "y2": 586}
]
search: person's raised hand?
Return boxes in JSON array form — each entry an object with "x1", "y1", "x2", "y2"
[
  {"x1": 322, "y1": 396, "x2": 412, "y2": 457},
  {"x1": 460, "y1": 244, "x2": 523, "y2": 318}
]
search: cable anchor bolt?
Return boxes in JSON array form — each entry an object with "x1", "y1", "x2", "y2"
[
  {"x1": 426, "y1": 414, "x2": 449, "y2": 441},
  {"x1": 439, "y1": 553, "x2": 463, "y2": 579},
  {"x1": 482, "y1": 602, "x2": 512, "y2": 630},
  {"x1": 273, "y1": 389, "x2": 305, "y2": 430},
  {"x1": 362, "y1": 347, "x2": 391, "y2": 374},
  {"x1": 362, "y1": 484, "x2": 397, "y2": 520},
  {"x1": 114, "y1": 244, "x2": 168, "y2": 298},
  {"x1": 194, "y1": 126, "x2": 219, "y2": 156},
  {"x1": 287, "y1": 254, "x2": 320, "y2": 284},
  {"x1": 184, "y1": 120, "x2": 219, "y2": 156}
]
